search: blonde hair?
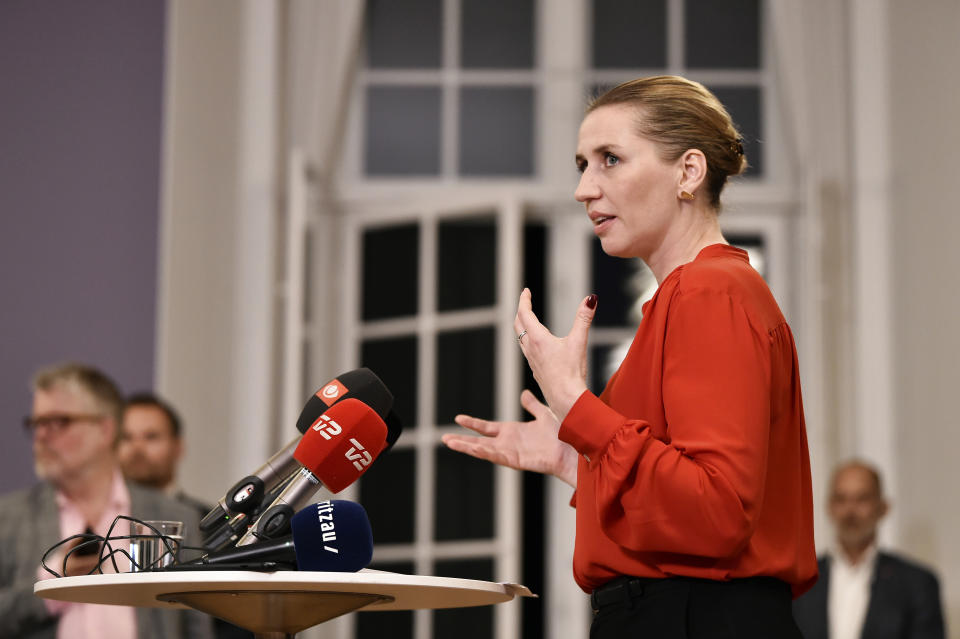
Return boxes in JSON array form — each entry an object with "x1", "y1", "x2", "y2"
[
  {"x1": 588, "y1": 75, "x2": 747, "y2": 208},
  {"x1": 32, "y1": 362, "x2": 124, "y2": 427}
]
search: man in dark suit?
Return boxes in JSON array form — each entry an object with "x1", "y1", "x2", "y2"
[
  {"x1": 792, "y1": 460, "x2": 945, "y2": 639},
  {"x1": 0, "y1": 363, "x2": 213, "y2": 639}
]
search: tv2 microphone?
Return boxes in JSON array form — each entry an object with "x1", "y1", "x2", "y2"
[
  {"x1": 200, "y1": 368, "x2": 396, "y2": 550},
  {"x1": 295, "y1": 368, "x2": 394, "y2": 433},
  {"x1": 235, "y1": 398, "x2": 388, "y2": 546}
]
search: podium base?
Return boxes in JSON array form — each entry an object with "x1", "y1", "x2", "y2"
[{"x1": 158, "y1": 589, "x2": 392, "y2": 635}]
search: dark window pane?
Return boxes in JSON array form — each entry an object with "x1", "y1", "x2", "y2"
[
  {"x1": 433, "y1": 558, "x2": 495, "y2": 639},
  {"x1": 359, "y1": 448, "x2": 415, "y2": 544},
  {"x1": 365, "y1": 86, "x2": 441, "y2": 176},
  {"x1": 356, "y1": 608, "x2": 413, "y2": 639},
  {"x1": 361, "y1": 335, "x2": 418, "y2": 429},
  {"x1": 711, "y1": 85, "x2": 762, "y2": 177},
  {"x1": 521, "y1": 469, "x2": 545, "y2": 639},
  {"x1": 523, "y1": 222, "x2": 547, "y2": 320},
  {"x1": 356, "y1": 561, "x2": 416, "y2": 638},
  {"x1": 435, "y1": 446, "x2": 494, "y2": 540},
  {"x1": 461, "y1": 0, "x2": 534, "y2": 69},
  {"x1": 459, "y1": 86, "x2": 534, "y2": 176},
  {"x1": 362, "y1": 224, "x2": 419, "y2": 320},
  {"x1": 590, "y1": 343, "x2": 631, "y2": 395},
  {"x1": 366, "y1": 0, "x2": 442, "y2": 69},
  {"x1": 522, "y1": 222, "x2": 547, "y2": 402},
  {"x1": 436, "y1": 327, "x2": 495, "y2": 425},
  {"x1": 438, "y1": 216, "x2": 496, "y2": 312},
  {"x1": 592, "y1": 0, "x2": 667, "y2": 68},
  {"x1": 726, "y1": 233, "x2": 767, "y2": 279},
  {"x1": 685, "y1": 0, "x2": 761, "y2": 69},
  {"x1": 591, "y1": 239, "x2": 650, "y2": 327}
]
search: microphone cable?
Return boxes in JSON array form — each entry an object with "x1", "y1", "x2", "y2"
[{"x1": 40, "y1": 514, "x2": 206, "y2": 577}]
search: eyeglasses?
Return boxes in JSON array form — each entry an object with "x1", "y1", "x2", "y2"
[{"x1": 23, "y1": 414, "x2": 104, "y2": 435}]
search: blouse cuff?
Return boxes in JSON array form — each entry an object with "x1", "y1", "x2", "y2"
[{"x1": 558, "y1": 391, "x2": 630, "y2": 463}]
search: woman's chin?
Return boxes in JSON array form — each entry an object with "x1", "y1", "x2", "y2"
[{"x1": 598, "y1": 237, "x2": 635, "y2": 259}]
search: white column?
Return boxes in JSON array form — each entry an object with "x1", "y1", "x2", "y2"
[
  {"x1": 546, "y1": 208, "x2": 592, "y2": 639},
  {"x1": 849, "y1": 0, "x2": 897, "y2": 545},
  {"x1": 229, "y1": 0, "x2": 283, "y2": 480},
  {"x1": 540, "y1": 0, "x2": 593, "y2": 636}
]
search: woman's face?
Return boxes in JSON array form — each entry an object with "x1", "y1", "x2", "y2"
[{"x1": 575, "y1": 104, "x2": 681, "y2": 259}]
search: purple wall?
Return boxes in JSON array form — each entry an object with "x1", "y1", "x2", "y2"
[{"x1": 0, "y1": 0, "x2": 166, "y2": 491}]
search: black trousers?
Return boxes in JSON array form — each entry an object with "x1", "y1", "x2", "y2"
[{"x1": 589, "y1": 576, "x2": 803, "y2": 639}]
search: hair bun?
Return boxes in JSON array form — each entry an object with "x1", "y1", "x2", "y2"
[{"x1": 731, "y1": 137, "x2": 745, "y2": 157}]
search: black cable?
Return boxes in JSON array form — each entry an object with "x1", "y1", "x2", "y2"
[{"x1": 41, "y1": 514, "x2": 205, "y2": 577}]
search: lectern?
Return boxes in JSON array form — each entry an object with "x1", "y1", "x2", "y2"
[{"x1": 34, "y1": 569, "x2": 534, "y2": 639}]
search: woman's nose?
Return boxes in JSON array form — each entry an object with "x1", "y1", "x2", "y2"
[{"x1": 574, "y1": 171, "x2": 599, "y2": 202}]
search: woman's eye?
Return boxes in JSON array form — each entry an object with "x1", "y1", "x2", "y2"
[
  {"x1": 604, "y1": 152, "x2": 619, "y2": 167},
  {"x1": 576, "y1": 161, "x2": 586, "y2": 174}
]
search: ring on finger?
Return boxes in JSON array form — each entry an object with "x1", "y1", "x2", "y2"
[{"x1": 517, "y1": 329, "x2": 528, "y2": 343}]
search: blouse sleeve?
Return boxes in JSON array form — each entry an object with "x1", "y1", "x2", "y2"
[{"x1": 558, "y1": 286, "x2": 773, "y2": 557}]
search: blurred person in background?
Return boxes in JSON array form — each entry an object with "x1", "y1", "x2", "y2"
[
  {"x1": 0, "y1": 362, "x2": 213, "y2": 639},
  {"x1": 119, "y1": 393, "x2": 211, "y2": 520},
  {"x1": 793, "y1": 460, "x2": 945, "y2": 639}
]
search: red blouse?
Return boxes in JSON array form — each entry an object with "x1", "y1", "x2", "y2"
[{"x1": 558, "y1": 244, "x2": 818, "y2": 597}]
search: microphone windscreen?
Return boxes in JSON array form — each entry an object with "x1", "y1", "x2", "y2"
[
  {"x1": 291, "y1": 500, "x2": 373, "y2": 572},
  {"x1": 385, "y1": 409, "x2": 403, "y2": 449},
  {"x1": 293, "y1": 398, "x2": 388, "y2": 493},
  {"x1": 296, "y1": 368, "x2": 394, "y2": 433}
]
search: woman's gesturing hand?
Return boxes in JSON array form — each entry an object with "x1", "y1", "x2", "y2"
[
  {"x1": 515, "y1": 288, "x2": 597, "y2": 422},
  {"x1": 442, "y1": 390, "x2": 578, "y2": 487}
]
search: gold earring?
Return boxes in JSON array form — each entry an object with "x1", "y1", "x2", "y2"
[{"x1": 679, "y1": 190, "x2": 695, "y2": 201}]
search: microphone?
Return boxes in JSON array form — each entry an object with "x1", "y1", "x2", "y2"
[
  {"x1": 199, "y1": 368, "x2": 398, "y2": 550},
  {"x1": 383, "y1": 409, "x2": 404, "y2": 451},
  {"x1": 186, "y1": 500, "x2": 373, "y2": 572},
  {"x1": 295, "y1": 368, "x2": 394, "y2": 433},
  {"x1": 235, "y1": 398, "x2": 388, "y2": 546}
]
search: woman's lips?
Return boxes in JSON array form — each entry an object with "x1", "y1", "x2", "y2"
[{"x1": 590, "y1": 214, "x2": 615, "y2": 234}]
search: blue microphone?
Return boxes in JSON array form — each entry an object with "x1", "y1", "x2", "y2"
[
  {"x1": 291, "y1": 500, "x2": 373, "y2": 571},
  {"x1": 192, "y1": 500, "x2": 373, "y2": 572}
]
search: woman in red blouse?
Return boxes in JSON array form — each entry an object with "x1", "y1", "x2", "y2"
[{"x1": 443, "y1": 76, "x2": 817, "y2": 637}]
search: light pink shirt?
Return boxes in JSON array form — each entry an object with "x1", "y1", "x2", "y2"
[{"x1": 36, "y1": 470, "x2": 138, "y2": 639}]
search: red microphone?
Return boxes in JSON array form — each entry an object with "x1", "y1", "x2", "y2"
[
  {"x1": 294, "y1": 398, "x2": 388, "y2": 493},
  {"x1": 235, "y1": 398, "x2": 388, "y2": 545}
]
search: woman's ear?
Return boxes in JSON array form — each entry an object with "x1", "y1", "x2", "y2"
[{"x1": 678, "y1": 148, "x2": 707, "y2": 197}]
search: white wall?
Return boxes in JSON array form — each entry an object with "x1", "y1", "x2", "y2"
[
  {"x1": 889, "y1": 1, "x2": 960, "y2": 634},
  {"x1": 159, "y1": 0, "x2": 282, "y2": 502}
]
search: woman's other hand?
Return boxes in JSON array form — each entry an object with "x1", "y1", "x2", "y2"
[
  {"x1": 442, "y1": 390, "x2": 578, "y2": 487},
  {"x1": 515, "y1": 288, "x2": 596, "y2": 421}
]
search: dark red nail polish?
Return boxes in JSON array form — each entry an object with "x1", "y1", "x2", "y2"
[{"x1": 586, "y1": 294, "x2": 598, "y2": 309}]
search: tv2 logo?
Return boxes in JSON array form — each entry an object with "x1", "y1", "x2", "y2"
[
  {"x1": 345, "y1": 438, "x2": 372, "y2": 472},
  {"x1": 311, "y1": 414, "x2": 342, "y2": 440}
]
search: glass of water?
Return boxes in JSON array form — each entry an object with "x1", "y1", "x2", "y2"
[{"x1": 129, "y1": 520, "x2": 183, "y2": 572}]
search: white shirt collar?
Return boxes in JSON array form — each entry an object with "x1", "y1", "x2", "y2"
[{"x1": 834, "y1": 542, "x2": 879, "y2": 572}]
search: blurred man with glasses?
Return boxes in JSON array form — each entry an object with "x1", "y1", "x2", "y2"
[{"x1": 0, "y1": 362, "x2": 212, "y2": 639}]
